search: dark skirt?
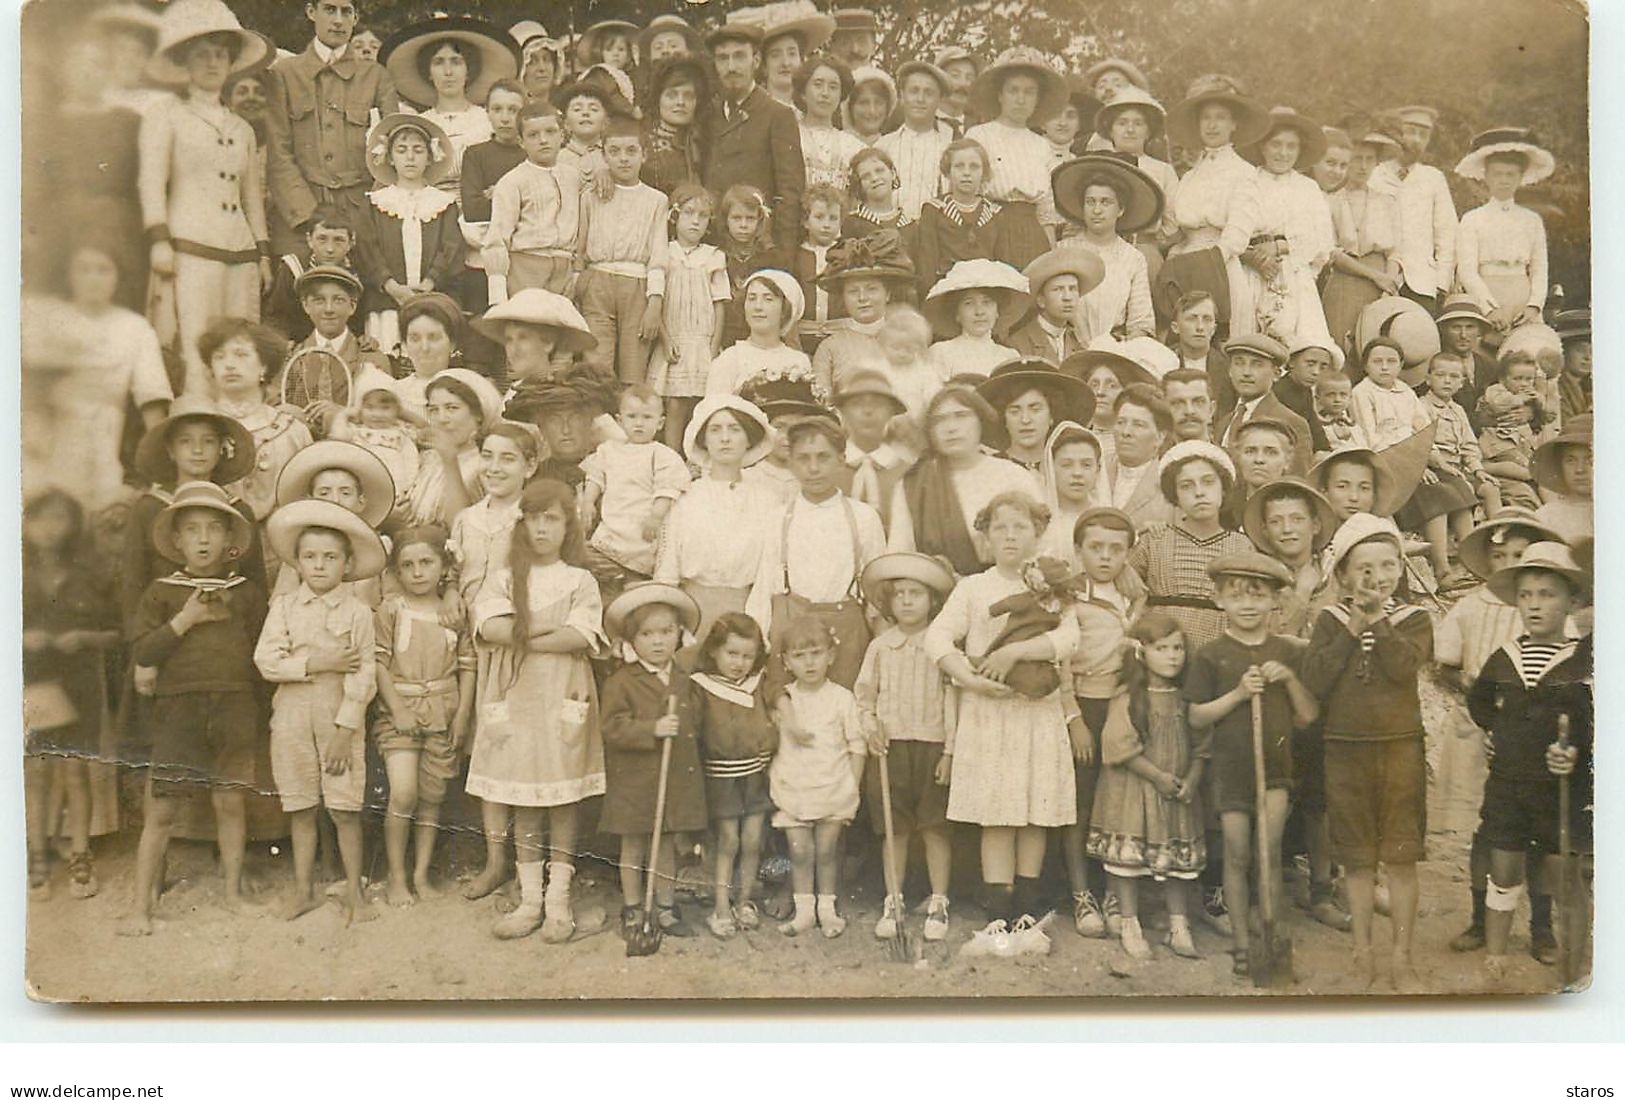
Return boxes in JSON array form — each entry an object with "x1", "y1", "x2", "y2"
[
  {"x1": 1154, "y1": 245, "x2": 1231, "y2": 329},
  {"x1": 1396, "y1": 472, "x2": 1477, "y2": 528}
]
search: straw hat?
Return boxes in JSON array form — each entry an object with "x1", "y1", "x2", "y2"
[
  {"x1": 604, "y1": 581, "x2": 702, "y2": 642},
  {"x1": 508, "y1": 20, "x2": 551, "y2": 50},
  {"x1": 1498, "y1": 321, "x2": 1563, "y2": 364},
  {"x1": 1323, "y1": 511, "x2": 1403, "y2": 576},
  {"x1": 740, "y1": 269, "x2": 807, "y2": 337},
  {"x1": 705, "y1": 15, "x2": 765, "y2": 49},
  {"x1": 1206, "y1": 548, "x2": 1293, "y2": 588},
  {"x1": 1486, "y1": 541, "x2": 1587, "y2": 605},
  {"x1": 1309, "y1": 446, "x2": 1411, "y2": 516},
  {"x1": 1022, "y1": 248, "x2": 1106, "y2": 298},
  {"x1": 977, "y1": 359, "x2": 1096, "y2": 427},
  {"x1": 921, "y1": 258, "x2": 1032, "y2": 337},
  {"x1": 933, "y1": 47, "x2": 979, "y2": 72},
  {"x1": 1353, "y1": 297, "x2": 1440, "y2": 370},
  {"x1": 1287, "y1": 333, "x2": 1345, "y2": 374},
  {"x1": 683, "y1": 394, "x2": 775, "y2": 467},
  {"x1": 1060, "y1": 348, "x2": 1155, "y2": 391},
  {"x1": 638, "y1": 15, "x2": 704, "y2": 61},
  {"x1": 756, "y1": 1, "x2": 837, "y2": 54},
  {"x1": 1093, "y1": 85, "x2": 1165, "y2": 139},
  {"x1": 1167, "y1": 83, "x2": 1270, "y2": 150},
  {"x1": 1385, "y1": 105, "x2": 1439, "y2": 128},
  {"x1": 1434, "y1": 293, "x2": 1492, "y2": 329},
  {"x1": 274, "y1": 440, "x2": 396, "y2": 529},
  {"x1": 1109, "y1": 336, "x2": 1179, "y2": 381},
  {"x1": 1355, "y1": 130, "x2": 1402, "y2": 156},
  {"x1": 381, "y1": 17, "x2": 520, "y2": 108},
  {"x1": 860, "y1": 552, "x2": 956, "y2": 610},
  {"x1": 1242, "y1": 477, "x2": 1337, "y2": 553},
  {"x1": 970, "y1": 47, "x2": 1068, "y2": 125},
  {"x1": 1454, "y1": 127, "x2": 1555, "y2": 186},
  {"x1": 1084, "y1": 58, "x2": 1150, "y2": 94},
  {"x1": 426, "y1": 367, "x2": 505, "y2": 430},
  {"x1": 145, "y1": 0, "x2": 269, "y2": 85},
  {"x1": 365, "y1": 113, "x2": 454, "y2": 186},
  {"x1": 574, "y1": 16, "x2": 641, "y2": 68},
  {"x1": 1247, "y1": 106, "x2": 1328, "y2": 171},
  {"x1": 1531, "y1": 415, "x2": 1592, "y2": 495},
  {"x1": 151, "y1": 481, "x2": 253, "y2": 566},
  {"x1": 833, "y1": 8, "x2": 881, "y2": 34},
  {"x1": 266, "y1": 499, "x2": 388, "y2": 581},
  {"x1": 1458, "y1": 509, "x2": 1563, "y2": 581},
  {"x1": 135, "y1": 393, "x2": 256, "y2": 485},
  {"x1": 1159, "y1": 438, "x2": 1235, "y2": 483},
  {"x1": 471, "y1": 288, "x2": 596, "y2": 353},
  {"x1": 834, "y1": 370, "x2": 907, "y2": 417},
  {"x1": 848, "y1": 65, "x2": 898, "y2": 118},
  {"x1": 1051, "y1": 152, "x2": 1164, "y2": 234},
  {"x1": 895, "y1": 60, "x2": 951, "y2": 96}
]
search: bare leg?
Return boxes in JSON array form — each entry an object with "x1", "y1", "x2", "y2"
[
  {"x1": 412, "y1": 803, "x2": 444, "y2": 898},
  {"x1": 980, "y1": 826, "x2": 1016, "y2": 886},
  {"x1": 813, "y1": 822, "x2": 844, "y2": 897},
  {"x1": 329, "y1": 808, "x2": 374, "y2": 923},
  {"x1": 653, "y1": 836, "x2": 678, "y2": 909},
  {"x1": 885, "y1": 824, "x2": 913, "y2": 894},
  {"x1": 1112, "y1": 871, "x2": 1140, "y2": 919},
  {"x1": 59, "y1": 757, "x2": 91, "y2": 857},
  {"x1": 738, "y1": 814, "x2": 767, "y2": 903},
  {"x1": 545, "y1": 803, "x2": 578, "y2": 868},
  {"x1": 620, "y1": 835, "x2": 648, "y2": 909},
  {"x1": 118, "y1": 791, "x2": 178, "y2": 936},
  {"x1": 513, "y1": 806, "x2": 546, "y2": 865},
  {"x1": 922, "y1": 827, "x2": 952, "y2": 896},
  {"x1": 1062, "y1": 822, "x2": 1088, "y2": 895},
  {"x1": 1014, "y1": 826, "x2": 1047, "y2": 878},
  {"x1": 283, "y1": 807, "x2": 322, "y2": 920},
  {"x1": 1344, "y1": 866, "x2": 1378, "y2": 986},
  {"x1": 462, "y1": 799, "x2": 511, "y2": 899},
  {"x1": 1221, "y1": 810, "x2": 1253, "y2": 957},
  {"x1": 211, "y1": 788, "x2": 260, "y2": 915},
  {"x1": 713, "y1": 817, "x2": 741, "y2": 920},
  {"x1": 1423, "y1": 514, "x2": 1450, "y2": 577},
  {"x1": 23, "y1": 756, "x2": 49, "y2": 865},
  {"x1": 785, "y1": 826, "x2": 815, "y2": 896},
  {"x1": 1387, "y1": 860, "x2": 1421, "y2": 986},
  {"x1": 382, "y1": 752, "x2": 420, "y2": 907}
]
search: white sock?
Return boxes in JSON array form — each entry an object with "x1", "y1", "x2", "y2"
[{"x1": 516, "y1": 861, "x2": 546, "y2": 907}]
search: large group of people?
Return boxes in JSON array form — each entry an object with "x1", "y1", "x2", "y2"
[{"x1": 20, "y1": 0, "x2": 1594, "y2": 993}]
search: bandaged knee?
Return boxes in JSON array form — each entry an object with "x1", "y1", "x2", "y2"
[{"x1": 1485, "y1": 878, "x2": 1525, "y2": 913}]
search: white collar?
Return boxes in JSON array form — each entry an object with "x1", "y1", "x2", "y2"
[
  {"x1": 370, "y1": 184, "x2": 458, "y2": 222},
  {"x1": 312, "y1": 39, "x2": 347, "y2": 64},
  {"x1": 637, "y1": 659, "x2": 674, "y2": 684},
  {"x1": 795, "y1": 490, "x2": 845, "y2": 511},
  {"x1": 846, "y1": 441, "x2": 899, "y2": 468},
  {"x1": 311, "y1": 329, "x2": 349, "y2": 353},
  {"x1": 1491, "y1": 198, "x2": 1519, "y2": 213},
  {"x1": 1036, "y1": 314, "x2": 1067, "y2": 339}
]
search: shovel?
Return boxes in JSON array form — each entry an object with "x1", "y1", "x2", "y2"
[
  {"x1": 876, "y1": 750, "x2": 918, "y2": 962},
  {"x1": 1555, "y1": 714, "x2": 1584, "y2": 987},
  {"x1": 627, "y1": 696, "x2": 678, "y2": 958},
  {"x1": 1249, "y1": 692, "x2": 1293, "y2": 988}
]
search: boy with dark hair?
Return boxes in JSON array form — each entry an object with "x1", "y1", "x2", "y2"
[{"x1": 264, "y1": 205, "x2": 362, "y2": 341}]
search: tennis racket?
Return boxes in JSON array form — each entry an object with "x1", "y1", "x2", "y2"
[{"x1": 279, "y1": 348, "x2": 353, "y2": 411}]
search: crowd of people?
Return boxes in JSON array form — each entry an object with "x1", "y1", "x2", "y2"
[{"x1": 20, "y1": 0, "x2": 1594, "y2": 993}]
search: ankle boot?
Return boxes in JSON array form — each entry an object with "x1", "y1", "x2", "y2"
[
  {"x1": 493, "y1": 862, "x2": 545, "y2": 939},
  {"x1": 540, "y1": 861, "x2": 575, "y2": 944}
]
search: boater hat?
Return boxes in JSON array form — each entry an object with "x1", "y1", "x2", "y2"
[
  {"x1": 1246, "y1": 105, "x2": 1328, "y2": 171},
  {"x1": 1288, "y1": 333, "x2": 1345, "y2": 374},
  {"x1": 274, "y1": 440, "x2": 396, "y2": 528},
  {"x1": 471, "y1": 288, "x2": 597, "y2": 353},
  {"x1": 683, "y1": 394, "x2": 775, "y2": 467},
  {"x1": 365, "y1": 113, "x2": 455, "y2": 186},
  {"x1": 1434, "y1": 293, "x2": 1493, "y2": 328},
  {"x1": 756, "y1": 1, "x2": 837, "y2": 54},
  {"x1": 894, "y1": 60, "x2": 951, "y2": 96},
  {"x1": 970, "y1": 46, "x2": 1068, "y2": 125},
  {"x1": 1486, "y1": 541, "x2": 1587, "y2": 605},
  {"x1": 1051, "y1": 152, "x2": 1164, "y2": 235},
  {"x1": 1454, "y1": 126, "x2": 1555, "y2": 186},
  {"x1": 1243, "y1": 477, "x2": 1338, "y2": 553},
  {"x1": 976, "y1": 359, "x2": 1096, "y2": 428},
  {"x1": 1084, "y1": 58, "x2": 1150, "y2": 94},
  {"x1": 604, "y1": 581, "x2": 702, "y2": 642},
  {"x1": 860, "y1": 552, "x2": 957, "y2": 610},
  {"x1": 1531, "y1": 415, "x2": 1592, "y2": 495},
  {"x1": 381, "y1": 17, "x2": 520, "y2": 108},
  {"x1": 266, "y1": 499, "x2": 388, "y2": 581},
  {"x1": 1167, "y1": 80, "x2": 1270, "y2": 150},
  {"x1": 1458, "y1": 508, "x2": 1563, "y2": 581},
  {"x1": 145, "y1": 0, "x2": 269, "y2": 85},
  {"x1": 151, "y1": 481, "x2": 254, "y2": 566},
  {"x1": 1093, "y1": 85, "x2": 1166, "y2": 140},
  {"x1": 135, "y1": 393, "x2": 256, "y2": 485},
  {"x1": 574, "y1": 12, "x2": 641, "y2": 67},
  {"x1": 921, "y1": 258, "x2": 1032, "y2": 337},
  {"x1": 1206, "y1": 548, "x2": 1294, "y2": 589},
  {"x1": 1021, "y1": 247, "x2": 1106, "y2": 298},
  {"x1": 1308, "y1": 446, "x2": 1404, "y2": 517}
]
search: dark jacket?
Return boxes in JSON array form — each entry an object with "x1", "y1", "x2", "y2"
[
  {"x1": 1300, "y1": 602, "x2": 1432, "y2": 739},
  {"x1": 1467, "y1": 635, "x2": 1592, "y2": 786},
  {"x1": 703, "y1": 85, "x2": 806, "y2": 254},
  {"x1": 599, "y1": 663, "x2": 709, "y2": 835},
  {"x1": 1212, "y1": 390, "x2": 1315, "y2": 476}
]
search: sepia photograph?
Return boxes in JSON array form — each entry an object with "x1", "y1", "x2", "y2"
[{"x1": 15, "y1": 0, "x2": 1594, "y2": 1005}]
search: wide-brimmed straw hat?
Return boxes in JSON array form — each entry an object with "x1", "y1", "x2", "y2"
[
  {"x1": 970, "y1": 47, "x2": 1068, "y2": 125},
  {"x1": 1531, "y1": 415, "x2": 1592, "y2": 495},
  {"x1": 151, "y1": 481, "x2": 254, "y2": 566},
  {"x1": 921, "y1": 258, "x2": 1032, "y2": 337},
  {"x1": 755, "y1": 1, "x2": 837, "y2": 53},
  {"x1": 1354, "y1": 297, "x2": 1441, "y2": 371},
  {"x1": 1060, "y1": 348, "x2": 1155, "y2": 390},
  {"x1": 1206, "y1": 548, "x2": 1293, "y2": 589},
  {"x1": 365, "y1": 113, "x2": 454, "y2": 186},
  {"x1": 683, "y1": 395, "x2": 775, "y2": 467},
  {"x1": 605, "y1": 581, "x2": 702, "y2": 642},
  {"x1": 1458, "y1": 508, "x2": 1564, "y2": 580},
  {"x1": 1455, "y1": 126, "x2": 1555, "y2": 186},
  {"x1": 816, "y1": 231, "x2": 915, "y2": 287},
  {"x1": 382, "y1": 17, "x2": 520, "y2": 108},
  {"x1": 1167, "y1": 83, "x2": 1270, "y2": 150},
  {"x1": 860, "y1": 552, "x2": 956, "y2": 609},
  {"x1": 266, "y1": 499, "x2": 388, "y2": 581},
  {"x1": 1051, "y1": 152, "x2": 1164, "y2": 234},
  {"x1": 145, "y1": 0, "x2": 268, "y2": 85},
  {"x1": 1246, "y1": 105, "x2": 1328, "y2": 171},
  {"x1": 1486, "y1": 541, "x2": 1588, "y2": 605},
  {"x1": 1022, "y1": 248, "x2": 1105, "y2": 298},
  {"x1": 135, "y1": 394, "x2": 256, "y2": 485},
  {"x1": 274, "y1": 440, "x2": 396, "y2": 529},
  {"x1": 638, "y1": 14, "x2": 704, "y2": 61},
  {"x1": 1084, "y1": 58, "x2": 1150, "y2": 94},
  {"x1": 740, "y1": 269, "x2": 807, "y2": 337},
  {"x1": 426, "y1": 367, "x2": 505, "y2": 430},
  {"x1": 1309, "y1": 446, "x2": 1408, "y2": 517},
  {"x1": 1435, "y1": 293, "x2": 1492, "y2": 329},
  {"x1": 834, "y1": 370, "x2": 907, "y2": 417},
  {"x1": 1093, "y1": 85, "x2": 1165, "y2": 139},
  {"x1": 471, "y1": 288, "x2": 596, "y2": 353},
  {"x1": 976, "y1": 359, "x2": 1096, "y2": 427},
  {"x1": 1243, "y1": 477, "x2": 1337, "y2": 553},
  {"x1": 574, "y1": 15, "x2": 641, "y2": 67},
  {"x1": 1323, "y1": 511, "x2": 1403, "y2": 576}
]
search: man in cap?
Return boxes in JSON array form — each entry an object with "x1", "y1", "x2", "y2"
[
  {"x1": 1369, "y1": 106, "x2": 1457, "y2": 309},
  {"x1": 1212, "y1": 334, "x2": 1313, "y2": 474},
  {"x1": 704, "y1": 21, "x2": 806, "y2": 254},
  {"x1": 265, "y1": 1, "x2": 401, "y2": 255}
]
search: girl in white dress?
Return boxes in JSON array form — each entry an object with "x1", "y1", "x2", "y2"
[
  {"x1": 924, "y1": 490, "x2": 1081, "y2": 928},
  {"x1": 648, "y1": 184, "x2": 730, "y2": 449}
]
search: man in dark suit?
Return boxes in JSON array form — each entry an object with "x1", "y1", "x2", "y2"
[
  {"x1": 1434, "y1": 293, "x2": 1497, "y2": 430},
  {"x1": 704, "y1": 22, "x2": 806, "y2": 254},
  {"x1": 1210, "y1": 334, "x2": 1314, "y2": 475}
]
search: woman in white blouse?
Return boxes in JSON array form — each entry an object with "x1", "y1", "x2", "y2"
[
  {"x1": 1324, "y1": 131, "x2": 1403, "y2": 351},
  {"x1": 1092, "y1": 87, "x2": 1181, "y2": 265},
  {"x1": 965, "y1": 47, "x2": 1067, "y2": 255},
  {"x1": 381, "y1": 23, "x2": 520, "y2": 198},
  {"x1": 1156, "y1": 79, "x2": 1270, "y2": 337},
  {"x1": 1052, "y1": 152, "x2": 1162, "y2": 341},
  {"x1": 1453, "y1": 127, "x2": 1554, "y2": 335},
  {"x1": 1243, "y1": 107, "x2": 1336, "y2": 348},
  {"x1": 794, "y1": 56, "x2": 868, "y2": 193},
  {"x1": 921, "y1": 258, "x2": 1029, "y2": 381},
  {"x1": 653, "y1": 395, "x2": 779, "y2": 638}
]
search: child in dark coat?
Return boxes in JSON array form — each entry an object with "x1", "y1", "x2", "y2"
[{"x1": 600, "y1": 582, "x2": 709, "y2": 939}]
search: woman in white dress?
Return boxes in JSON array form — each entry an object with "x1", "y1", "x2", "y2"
[
  {"x1": 1453, "y1": 127, "x2": 1555, "y2": 335},
  {"x1": 1243, "y1": 107, "x2": 1335, "y2": 348},
  {"x1": 794, "y1": 56, "x2": 867, "y2": 193}
]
